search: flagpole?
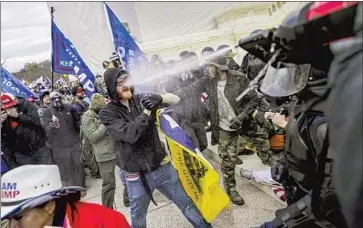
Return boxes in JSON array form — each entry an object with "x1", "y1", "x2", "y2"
[{"x1": 50, "y1": 6, "x2": 55, "y2": 91}]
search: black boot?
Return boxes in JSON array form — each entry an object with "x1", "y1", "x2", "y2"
[
  {"x1": 238, "y1": 148, "x2": 254, "y2": 156},
  {"x1": 228, "y1": 189, "x2": 245, "y2": 205},
  {"x1": 236, "y1": 157, "x2": 243, "y2": 165},
  {"x1": 123, "y1": 186, "x2": 130, "y2": 207}
]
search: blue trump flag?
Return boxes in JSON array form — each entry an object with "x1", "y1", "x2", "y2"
[
  {"x1": 1, "y1": 67, "x2": 37, "y2": 98},
  {"x1": 43, "y1": 77, "x2": 52, "y2": 88},
  {"x1": 105, "y1": 3, "x2": 148, "y2": 78},
  {"x1": 51, "y1": 19, "x2": 95, "y2": 98}
]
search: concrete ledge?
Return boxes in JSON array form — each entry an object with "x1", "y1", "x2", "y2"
[{"x1": 204, "y1": 132, "x2": 287, "y2": 207}]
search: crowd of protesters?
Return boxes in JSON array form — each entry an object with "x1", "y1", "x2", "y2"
[
  {"x1": 1, "y1": 43, "x2": 290, "y2": 228},
  {"x1": 2, "y1": 2, "x2": 362, "y2": 227}
]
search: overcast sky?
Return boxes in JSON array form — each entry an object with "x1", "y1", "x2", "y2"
[{"x1": 1, "y1": 2, "x2": 50, "y2": 72}]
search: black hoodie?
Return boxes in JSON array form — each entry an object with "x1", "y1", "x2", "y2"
[
  {"x1": 99, "y1": 68, "x2": 166, "y2": 172},
  {"x1": 1, "y1": 98, "x2": 47, "y2": 158}
]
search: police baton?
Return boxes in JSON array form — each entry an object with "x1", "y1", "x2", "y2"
[{"x1": 236, "y1": 50, "x2": 280, "y2": 102}]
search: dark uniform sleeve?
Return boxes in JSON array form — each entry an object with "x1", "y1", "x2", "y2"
[{"x1": 326, "y1": 27, "x2": 363, "y2": 227}]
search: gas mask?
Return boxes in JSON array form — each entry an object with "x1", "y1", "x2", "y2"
[{"x1": 51, "y1": 96, "x2": 63, "y2": 110}]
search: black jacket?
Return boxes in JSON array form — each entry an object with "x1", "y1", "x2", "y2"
[
  {"x1": 327, "y1": 33, "x2": 362, "y2": 228},
  {"x1": 1, "y1": 98, "x2": 47, "y2": 160},
  {"x1": 165, "y1": 70, "x2": 205, "y2": 123},
  {"x1": 71, "y1": 99, "x2": 89, "y2": 114},
  {"x1": 99, "y1": 70, "x2": 166, "y2": 172},
  {"x1": 174, "y1": 70, "x2": 259, "y2": 140},
  {"x1": 43, "y1": 104, "x2": 82, "y2": 149}
]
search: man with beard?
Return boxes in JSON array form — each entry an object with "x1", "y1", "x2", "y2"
[
  {"x1": 99, "y1": 68, "x2": 211, "y2": 228},
  {"x1": 165, "y1": 52, "x2": 208, "y2": 153},
  {"x1": 169, "y1": 56, "x2": 259, "y2": 205},
  {"x1": 71, "y1": 86, "x2": 89, "y2": 114},
  {"x1": 1, "y1": 92, "x2": 53, "y2": 168},
  {"x1": 43, "y1": 91, "x2": 85, "y2": 187}
]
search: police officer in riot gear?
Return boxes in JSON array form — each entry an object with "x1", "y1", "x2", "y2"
[
  {"x1": 256, "y1": 63, "x2": 348, "y2": 228},
  {"x1": 237, "y1": 2, "x2": 361, "y2": 227}
]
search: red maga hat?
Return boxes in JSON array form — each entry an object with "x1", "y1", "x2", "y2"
[{"x1": 1, "y1": 93, "x2": 17, "y2": 109}]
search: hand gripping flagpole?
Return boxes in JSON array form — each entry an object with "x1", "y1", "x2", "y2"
[{"x1": 50, "y1": 6, "x2": 55, "y2": 91}]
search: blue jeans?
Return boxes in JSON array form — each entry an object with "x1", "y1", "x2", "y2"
[
  {"x1": 122, "y1": 163, "x2": 212, "y2": 228},
  {"x1": 119, "y1": 169, "x2": 126, "y2": 185}
]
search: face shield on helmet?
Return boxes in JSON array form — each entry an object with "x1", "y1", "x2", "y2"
[{"x1": 260, "y1": 63, "x2": 311, "y2": 97}]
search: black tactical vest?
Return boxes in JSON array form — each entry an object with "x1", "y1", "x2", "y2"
[
  {"x1": 284, "y1": 96, "x2": 327, "y2": 191},
  {"x1": 284, "y1": 95, "x2": 347, "y2": 227}
]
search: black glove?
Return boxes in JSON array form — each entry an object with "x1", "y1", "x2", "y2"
[
  {"x1": 229, "y1": 117, "x2": 243, "y2": 129},
  {"x1": 141, "y1": 94, "x2": 163, "y2": 111},
  {"x1": 229, "y1": 112, "x2": 249, "y2": 129},
  {"x1": 271, "y1": 163, "x2": 288, "y2": 183}
]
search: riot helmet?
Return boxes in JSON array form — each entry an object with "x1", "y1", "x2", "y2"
[
  {"x1": 260, "y1": 63, "x2": 327, "y2": 98},
  {"x1": 260, "y1": 63, "x2": 311, "y2": 97}
]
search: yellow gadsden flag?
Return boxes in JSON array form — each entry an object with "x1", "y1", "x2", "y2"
[{"x1": 156, "y1": 111, "x2": 230, "y2": 222}]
